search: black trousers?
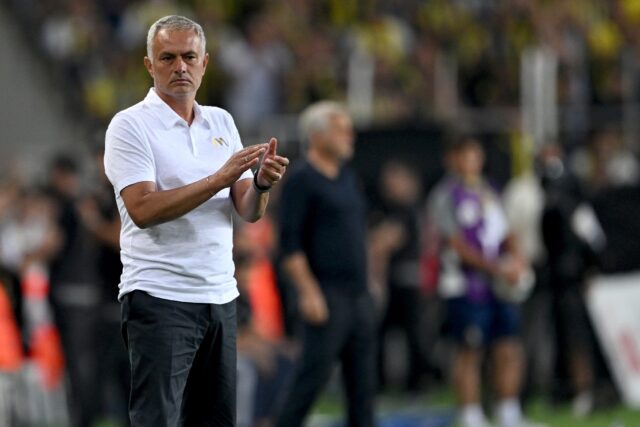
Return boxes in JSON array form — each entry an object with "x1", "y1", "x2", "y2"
[
  {"x1": 54, "y1": 299, "x2": 100, "y2": 427},
  {"x1": 121, "y1": 290, "x2": 237, "y2": 427},
  {"x1": 275, "y1": 289, "x2": 377, "y2": 427},
  {"x1": 379, "y1": 286, "x2": 425, "y2": 391}
]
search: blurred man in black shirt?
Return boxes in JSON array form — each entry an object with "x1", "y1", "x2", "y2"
[{"x1": 276, "y1": 101, "x2": 376, "y2": 427}]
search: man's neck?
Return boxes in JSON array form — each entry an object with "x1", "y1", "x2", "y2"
[
  {"x1": 154, "y1": 88, "x2": 195, "y2": 125},
  {"x1": 462, "y1": 174, "x2": 481, "y2": 186},
  {"x1": 307, "y1": 149, "x2": 341, "y2": 179}
]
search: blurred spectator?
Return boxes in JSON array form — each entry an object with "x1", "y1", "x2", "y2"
[
  {"x1": 46, "y1": 154, "x2": 103, "y2": 427},
  {"x1": 374, "y1": 159, "x2": 427, "y2": 392},
  {"x1": 276, "y1": 102, "x2": 376, "y2": 427},
  {"x1": 538, "y1": 143, "x2": 606, "y2": 417},
  {"x1": 432, "y1": 136, "x2": 533, "y2": 427}
]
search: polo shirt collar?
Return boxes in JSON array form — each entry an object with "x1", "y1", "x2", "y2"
[{"x1": 143, "y1": 88, "x2": 211, "y2": 130}]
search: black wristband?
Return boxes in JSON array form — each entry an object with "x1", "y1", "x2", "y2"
[{"x1": 253, "y1": 173, "x2": 271, "y2": 193}]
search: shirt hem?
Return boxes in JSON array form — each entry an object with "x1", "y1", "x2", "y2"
[{"x1": 118, "y1": 285, "x2": 239, "y2": 304}]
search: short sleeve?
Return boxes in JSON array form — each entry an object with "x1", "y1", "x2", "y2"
[
  {"x1": 279, "y1": 168, "x2": 311, "y2": 256},
  {"x1": 104, "y1": 114, "x2": 156, "y2": 194}
]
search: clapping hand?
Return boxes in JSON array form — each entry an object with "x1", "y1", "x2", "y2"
[{"x1": 255, "y1": 138, "x2": 289, "y2": 190}]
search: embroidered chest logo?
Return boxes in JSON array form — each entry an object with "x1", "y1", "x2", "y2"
[{"x1": 212, "y1": 137, "x2": 229, "y2": 147}]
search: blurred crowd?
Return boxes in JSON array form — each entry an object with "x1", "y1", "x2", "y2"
[
  {"x1": 0, "y1": 149, "x2": 127, "y2": 426},
  {"x1": 5, "y1": 0, "x2": 640, "y2": 134}
]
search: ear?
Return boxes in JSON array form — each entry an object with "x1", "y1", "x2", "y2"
[
  {"x1": 202, "y1": 52, "x2": 209, "y2": 74},
  {"x1": 144, "y1": 57, "x2": 154, "y2": 79}
]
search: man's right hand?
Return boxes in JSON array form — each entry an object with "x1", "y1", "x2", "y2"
[
  {"x1": 299, "y1": 287, "x2": 328, "y2": 325},
  {"x1": 496, "y1": 256, "x2": 527, "y2": 286},
  {"x1": 282, "y1": 253, "x2": 329, "y2": 325}
]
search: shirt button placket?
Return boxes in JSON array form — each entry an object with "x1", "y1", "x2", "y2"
[{"x1": 188, "y1": 126, "x2": 198, "y2": 157}]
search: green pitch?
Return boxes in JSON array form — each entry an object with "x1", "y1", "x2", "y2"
[{"x1": 309, "y1": 389, "x2": 640, "y2": 427}]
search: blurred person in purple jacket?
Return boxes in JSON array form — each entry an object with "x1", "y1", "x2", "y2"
[{"x1": 435, "y1": 136, "x2": 539, "y2": 427}]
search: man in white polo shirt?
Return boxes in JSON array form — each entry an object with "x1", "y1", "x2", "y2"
[{"x1": 104, "y1": 15, "x2": 288, "y2": 427}]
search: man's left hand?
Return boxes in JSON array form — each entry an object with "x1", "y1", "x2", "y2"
[{"x1": 256, "y1": 138, "x2": 289, "y2": 189}]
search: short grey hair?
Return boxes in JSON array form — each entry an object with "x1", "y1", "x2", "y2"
[
  {"x1": 146, "y1": 15, "x2": 206, "y2": 61},
  {"x1": 298, "y1": 101, "x2": 349, "y2": 144}
]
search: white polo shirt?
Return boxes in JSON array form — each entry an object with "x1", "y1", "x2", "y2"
[{"x1": 104, "y1": 88, "x2": 252, "y2": 304}]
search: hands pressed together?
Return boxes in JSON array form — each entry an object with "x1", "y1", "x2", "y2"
[{"x1": 216, "y1": 137, "x2": 289, "y2": 191}]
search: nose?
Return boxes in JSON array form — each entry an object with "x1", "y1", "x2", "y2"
[{"x1": 175, "y1": 58, "x2": 188, "y2": 73}]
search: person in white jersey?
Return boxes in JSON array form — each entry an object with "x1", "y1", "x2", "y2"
[{"x1": 103, "y1": 15, "x2": 288, "y2": 427}]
